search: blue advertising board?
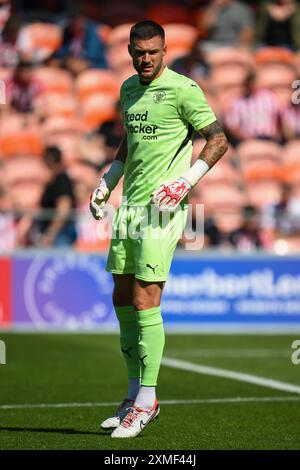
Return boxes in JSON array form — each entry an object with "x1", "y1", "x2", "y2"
[{"x1": 5, "y1": 252, "x2": 300, "y2": 330}]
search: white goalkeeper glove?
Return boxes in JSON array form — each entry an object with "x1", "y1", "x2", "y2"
[
  {"x1": 151, "y1": 177, "x2": 191, "y2": 211},
  {"x1": 90, "y1": 179, "x2": 110, "y2": 220},
  {"x1": 90, "y1": 160, "x2": 124, "y2": 220},
  {"x1": 151, "y1": 160, "x2": 210, "y2": 211}
]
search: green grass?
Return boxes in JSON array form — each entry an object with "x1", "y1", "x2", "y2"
[{"x1": 0, "y1": 333, "x2": 300, "y2": 450}]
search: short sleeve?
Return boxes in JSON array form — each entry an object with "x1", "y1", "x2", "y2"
[{"x1": 178, "y1": 81, "x2": 216, "y2": 130}]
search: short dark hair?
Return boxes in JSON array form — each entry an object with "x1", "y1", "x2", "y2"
[
  {"x1": 44, "y1": 146, "x2": 62, "y2": 165},
  {"x1": 130, "y1": 20, "x2": 165, "y2": 44}
]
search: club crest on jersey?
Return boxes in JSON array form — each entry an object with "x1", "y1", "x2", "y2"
[{"x1": 153, "y1": 90, "x2": 166, "y2": 104}]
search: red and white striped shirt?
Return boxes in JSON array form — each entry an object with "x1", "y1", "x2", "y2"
[{"x1": 225, "y1": 89, "x2": 282, "y2": 140}]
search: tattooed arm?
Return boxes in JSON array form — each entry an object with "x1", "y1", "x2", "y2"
[
  {"x1": 197, "y1": 120, "x2": 228, "y2": 169},
  {"x1": 178, "y1": 120, "x2": 228, "y2": 188}
]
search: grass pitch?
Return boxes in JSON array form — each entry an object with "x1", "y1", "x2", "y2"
[{"x1": 0, "y1": 333, "x2": 300, "y2": 450}]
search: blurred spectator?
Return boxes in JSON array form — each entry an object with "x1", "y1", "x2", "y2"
[
  {"x1": 0, "y1": 0, "x2": 11, "y2": 35},
  {"x1": 0, "y1": 185, "x2": 15, "y2": 251},
  {"x1": 170, "y1": 39, "x2": 210, "y2": 87},
  {"x1": 255, "y1": 0, "x2": 300, "y2": 50},
  {"x1": 0, "y1": 14, "x2": 21, "y2": 67},
  {"x1": 281, "y1": 101, "x2": 300, "y2": 141},
  {"x1": 224, "y1": 71, "x2": 282, "y2": 145},
  {"x1": 51, "y1": 4, "x2": 107, "y2": 75},
  {"x1": 6, "y1": 59, "x2": 43, "y2": 113},
  {"x1": 261, "y1": 184, "x2": 300, "y2": 238},
  {"x1": 96, "y1": 101, "x2": 124, "y2": 163},
  {"x1": 201, "y1": 0, "x2": 254, "y2": 50},
  {"x1": 228, "y1": 205, "x2": 264, "y2": 251},
  {"x1": 31, "y1": 146, "x2": 77, "y2": 247}
]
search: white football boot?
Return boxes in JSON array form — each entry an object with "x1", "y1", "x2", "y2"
[
  {"x1": 111, "y1": 400, "x2": 160, "y2": 438},
  {"x1": 100, "y1": 398, "x2": 134, "y2": 430}
]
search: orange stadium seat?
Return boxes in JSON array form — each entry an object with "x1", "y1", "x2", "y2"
[
  {"x1": 293, "y1": 50, "x2": 300, "y2": 76},
  {"x1": 34, "y1": 93, "x2": 78, "y2": 119},
  {"x1": 255, "y1": 64, "x2": 297, "y2": 105},
  {"x1": 283, "y1": 140, "x2": 300, "y2": 164},
  {"x1": 209, "y1": 64, "x2": 249, "y2": 110},
  {"x1": 237, "y1": 140, "x2": 282, "y2": 166},
  {"x1": 147, "y1": 3, "x2": 190, "y2": 24},
  {"x1": 163, "y1": 24, "x2": 198, "y2": 50},
  {"x1": 3, "y1": 157, "x2": 48, "y2": 185},
  {"x1": 107, "y1": 45, "x2": 135, "y2": 74},
  {"x1": 245, "y1": 180, "x2": 281, "y2": 208},
  {"x1": 254, "y1": 47, "x2": 294, "y2": 66},
  {"x1": 18, "y1": 23, "x2": 62, "y2": 62},
  {"x1": 206, "y1": 47, "x2": 254, "y2": 69},
  {"x1": 241, "y1": 160, "x2": 282, "y2": 182},
  {"x1": 75, "y1": 69, "x2": 120, "y2": 101},
  {"x1": 106, "y1": 23, "x2": 132, "y2": 49},
  {"x1": 42, "y1": 115, "x2": 81, "y2": 137},
  {"x1": 199, "y1": 184, "x2": 247, "y2": 214},
  {"x1": 33, "y1": 67, "x2": 73, "y2": 95},
  {"x1": 80, "y1": 94, "x2": 117, "y2": 132},
  {"x1": 0, "y1": 125, "x2": 44, "y2": 158},
  {"x1": 282, "y1": 162, "x2": 300, "y2": 184},
  {"x1": 10, "y1": 182, "x2": 44, "y2": 210}
]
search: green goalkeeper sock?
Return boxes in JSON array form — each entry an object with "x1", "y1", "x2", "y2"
[
  {"x1": 135, "y1": 306, "x2": 165, "y2": 387},
  {"x1": 115, "y1": 306, "x2": 140, "y2": 380}
]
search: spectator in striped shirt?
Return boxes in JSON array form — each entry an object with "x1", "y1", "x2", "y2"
[
  {"x1": 224, "y1": 71, "x2": 283, "y2": 145},
  {"x1": 281, "y1": 102, "x2": 300, "y2": 141}
]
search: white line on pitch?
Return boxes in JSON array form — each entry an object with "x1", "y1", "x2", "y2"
[
  {"x1": 1, "y1": 396, "x2": 300, "y2": 410},
  {"x1": 161, "y1": 357, "x2": 300, "y2": 395},
  {"x1": 165, "y1": 349, "x2": 290, "y2": 358}
]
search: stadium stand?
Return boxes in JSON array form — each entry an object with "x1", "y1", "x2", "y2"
[{"x1": 0, "y1": 0, "x2": 299, "y2": 252}]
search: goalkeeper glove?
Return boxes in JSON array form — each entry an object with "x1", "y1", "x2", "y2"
[
  {"x1": 151, "y1": 159, "x2": 210, "y2": 211},
  {"x1": 90, "y1": 160, "x2": 124, "y2": 220}
]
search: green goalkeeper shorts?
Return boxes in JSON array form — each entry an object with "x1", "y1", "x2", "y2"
[{"x1": 106, "y1": 204, "x2": 188, "y2": 282}]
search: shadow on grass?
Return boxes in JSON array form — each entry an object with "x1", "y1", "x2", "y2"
[{"x1": 0, "y1": 426, "x2": 103, "y2": 436}]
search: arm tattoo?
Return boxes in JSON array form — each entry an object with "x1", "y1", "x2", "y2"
[{"x1": 198, "y1": 120, "x2": 228, "y2": 168}]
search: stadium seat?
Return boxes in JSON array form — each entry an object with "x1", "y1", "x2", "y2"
[
  {"x1": 206, "y1": 47, "x2": 254, "y2": 69},
  {"x1": 10, "y1": 182, "x2": 45, "y2": 210},
  {"x1": 237, "y1": 140, "x2": 282, "y2": 167},
  {"x1": 255, "y1": 64, "x2": 297, "y2": 105},
  {"x1": 80, "y1": 94, "x2": 117, "y2": 132},
  {"x1": 281, "y1": 162, "x2": 300, "y2": 184},
  {"x1": 199, "y1": 184, "x2": 247, "y2": 214},
  {"x1": 256, "y1": 64, "x2": 296, "y2": 87},
  {"x1": 42, "y1": 116, "x2": 81, "y2": 137},
  {"x1": 213, "y1": 209, "x2": 243, "y2": 234},
  {"x1": 163, "y1": 24, "x2": 198, "y2": 50},
  {"x1": 106, "y1": 23, "x2": 132, "y2": 49},
  {"x1": 209, "y1": 64, "x2": 248, "y2": 109},
  {"x1": 0, "y1": 124, "x2": 44, "y2": 158},
  {"x1": 18, "y1": 23, "x2": 62, "y2": 62},
  {"x1": 241, "y1": 160, "x2": 282, "y2": 182},
  {"x1": 34, "y1": 93, "x2": 78, "y2": 119},
  {"x1": 201, "y1": 161, "x2": 241, "y2": 188},
  {"x1": 283, "y1": 140, "x2": 300, "y2": 164},
  {"x1": 107, "y1": 45, "x2": 135, "y2": 73},
  {"x1": 245, "y1": 180, "x2": 282, "y2": 208},
  {"x1": 147, "y1": 3, "x2": 190, "y2": 24},
  {"x1": 254, "y1": 47, "x2": 294, "y2": 66},
  {"x1": 164, "y1": 47, "x2": 193, "y2": 66},
  {"x1": 75, "y1": 69, "x2": 120, "y2": 101},
  {"x1": 33, "y1": 67, "x2": 73, "y2": 95},
  {"x1": 293, "y1": 50, "x2": 300, "y2": 76},
  {"x1": 3, "y1": 157, "x2": 48, "y2": 186}
]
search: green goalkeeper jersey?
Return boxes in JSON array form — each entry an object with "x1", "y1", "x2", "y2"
[{"x1": 120, "y1": 65, "x2": 216, "y2": 206}]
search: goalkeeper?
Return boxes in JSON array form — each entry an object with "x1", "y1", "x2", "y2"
[{"x1": 90, "y1": 20, "x2": 228, "y2": 438}]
